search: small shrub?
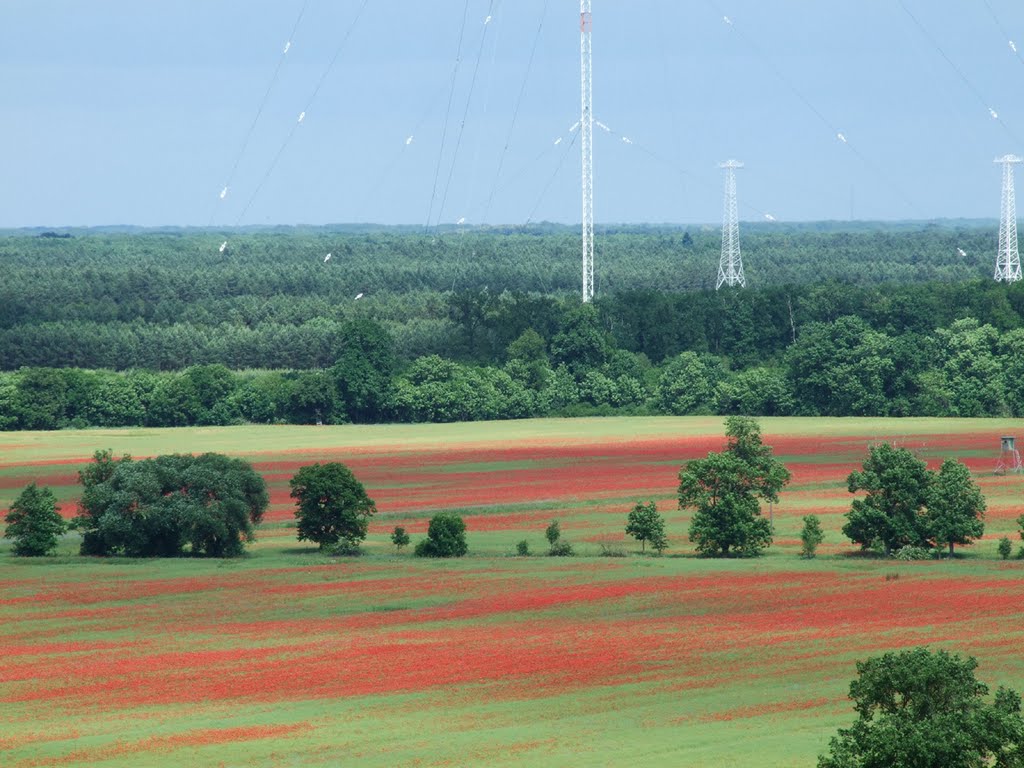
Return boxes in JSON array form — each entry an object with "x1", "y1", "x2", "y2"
[
  {"x1": 414, "y1": 513, "x2": 467, "y2": 558},
  {"x1": 799, "y1": 514, "x2": 824, "y2": 558},
  {"x1": 329, "y1": 540, "x2": 363, "y2": 557},
  {"x1": 545, "y1": 520, "x2": 561, "y2": 547},
  {"x1": 1016, "y1": 546, "x2": 1024, "y2": 560},
  {"x1": 548, "y1": 540, "x2": 575, "y2": 557},
  {"x1": 515, "y1": 539, "x2": 531, "y2": 556},
  {"x1": 884, "y1": 572, "x2": 900, "y2": 582},
  {"x1": 893, "y1": 545, "x2": 932, "y2": 561},
  {"x1": 598, "y1": 541, "x2": 628, "y2": 557},
  {"x1": 390, "y1": 526, "x2": 410, "y2": 553},
  {"x1": 998, "y1": 537, "x2": 1012, "y2": 560}
]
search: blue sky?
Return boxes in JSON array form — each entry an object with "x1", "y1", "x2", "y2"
[{"x1": 3, "y1": 0, "x2": 1024, "y2": 228}]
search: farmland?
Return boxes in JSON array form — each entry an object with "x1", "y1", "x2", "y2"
[{"x1": 3, "y1": 416, "x2": 1024, "y2": 767}]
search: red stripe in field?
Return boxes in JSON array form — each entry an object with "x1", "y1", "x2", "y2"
[{"x1": 7, "y1": 569, "x2": 1024, "y2": 711}]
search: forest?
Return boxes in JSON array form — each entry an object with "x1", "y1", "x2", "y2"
[{"x1": 1, "y1": 222, "x2": 1022, "y2": 429}]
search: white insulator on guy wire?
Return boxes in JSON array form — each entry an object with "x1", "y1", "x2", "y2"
[{"x1": 995, "y1": 154, "x2": 1023, "y2": 282}]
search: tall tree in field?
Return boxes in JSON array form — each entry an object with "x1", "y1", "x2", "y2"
[
  {"x1": 290, "y1": 462, "x2": 376, "y2": 551},
  {"x1": 3, "y1": 483, "x2": 65, "y2": 556},
  {"x1": 680, "y1": 417, "x2": 789, "y2": 557},
  {"x1": 819, "y1": 647, "x2": 1024, "y2": 768},
  {"x1": 927, "y1": 459, "x2": 985, "y2": 557},
  {"x1": 626, "y1": 500, "x2": 668, "y2": 553},
  {"x1": 844, "y1": 443, "x2": 932, "y2": 555}
]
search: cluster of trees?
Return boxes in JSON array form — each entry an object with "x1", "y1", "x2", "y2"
[
  {"x1": 844, "y1": 444, "x2": 986, "y2": 557},
  {"x1": 75, "y1": 450, "x2": 268, "y2": 557}
]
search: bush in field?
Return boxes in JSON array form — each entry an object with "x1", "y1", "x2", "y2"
[
  {"x1": 545, "y1": 519, "x2": 574, "y2": 556},
  {"x1": 3, "y1": 483, "x2": 65, "y2": 556},
  {"x1": 545, "y1": 520, "x2": 561, "y2": 548},
  {"x1": 680, "y1": 417, "x2": 789, "y2": 557},
  {"x1": 548, "y1": 540, "x2": 574, "y2": 557},
  {"x1": 290, "y1": 463, "x2": 376, "y2": 551},
  {"x1": 415, "y1": 513, "x2": 467, "y2": 558},
  {"x1": 800, "y1": 515, "x2": 824, "y2": 558},
  {"x1": 390, "y1": 526, "x2": 410, "y2": 553},
  {"x1": 515, "y1": 539, "x2": 531, "y2": 556},
  {"x1": 999, "y1": 537, "x2": 1013, "y2": 560},
  {"x1": 819, "y1": 647, "x2": 1024, "y2": 768},
  {"x1": 75, "y1": 449, "x2": 267, "y2": 557},
  {"x1": 893, "y1": 545, "x2": 933, "y2": 561},
  {"x1": 626, "y1": 500, "x2": 668, "y2": 554}
]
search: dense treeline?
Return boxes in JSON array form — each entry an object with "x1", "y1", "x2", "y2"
[
  {"x1": 0, "y1": 224, "x2": 1005, "y2": 370},
  {"x1": 3, "y1": 224, "x2": 1023, "y2": 429},
  {"x1": 2, "y1": 309, "x2": 1024, "y2": 430}
]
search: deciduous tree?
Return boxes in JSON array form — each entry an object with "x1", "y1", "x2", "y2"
[
  {"x1": 927, "y1": 459, "x2": 985, "y2": 556},
  {"x1": 626, "y1": 501, "x2": 668, "y2": 553},
  {"x1": 800, "y1": 514, "x2": 824, "y2": 558},
  {"x1": 4, "y1": 483, "x2": 64, "y2": 556},
  {"x1": 680, "y1": 418, "x2": 789, "y2": 557},
  {"x1": 844, "y1": 443, "x2": 932, "y2": 555},
  {"x1": 290, "y1": 462, "x2": 376, "y2": 551},
  {"x1": 819, "y1": 647, "x2": 1024, "y2": 768}
]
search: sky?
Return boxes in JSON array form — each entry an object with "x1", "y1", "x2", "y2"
[{"x1": 3, "y1": 0, "x2": 1024, "y2": 228}]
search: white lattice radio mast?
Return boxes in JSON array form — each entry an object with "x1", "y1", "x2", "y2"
[
  {"x1": 716, "y1": 159, "x2": 746, "y2": 289},
  {"x1": 995, "y1": 154, "x2": 1022, "y2": 283},
  {"x1": 580, "y1": 0, "x2": 595, "y2": 302}
]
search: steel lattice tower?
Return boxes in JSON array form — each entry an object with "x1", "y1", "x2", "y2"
[
  {"x1": 580, "y1": 0, "x2": 595, "y2": 302},
  {"x1": 995, "y1": 154, "x2": 1023, "y2": 283},
  {"x1": 716, "y1": 159, "x2": 746, "y2": 289}
]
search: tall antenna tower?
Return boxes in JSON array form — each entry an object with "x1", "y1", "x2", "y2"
[
  {"x1": 995, "y1": 154, "x2": 1022, "y2": 283},
  {"x1": 580, "y1": 0, "x2": 594, "y2": 302},
  {"x1": 716, "y1": 159, "x2": 746, "y2": 289}
]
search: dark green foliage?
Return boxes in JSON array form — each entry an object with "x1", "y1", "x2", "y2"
[
  {"x1": 928, "y1": 459, "x2": 985, "y2": 556},
  {"x1": 5, "y1": 227, "x2": 1024, "y2": 428},
  {"x1": 800, "y1": 514, "x2": 825, "y2": 558},
  {"x1": 515, "y1": 539, "x2": 530, "y2": 556},
  {"x1": 414, "y1": 512, "x2": 468, "y2": 558},
  {"x1": 547, "y1": 540, "x2": 575, "y2": 557},
  {"x1": 289, "y1": 463, "x2": 376, "y2": 550},
  {"x1": 680, "y1": 417, "x2": 789, "y2": 557},
  {"x1": 549, "y1": 304, "x2": 608, "y2": 374},
  {"x1": 844, "y1": 444, "x2": 933, "y2": 555},
  {"x1": 656, "y1": 352, "x2": 717, "y2": 415},
  {"x1": 819, "y1": 647, "x2": 1024, "y2": 767},
  {"x1": 543, "y1": 519, "x2": 573, "y2": 556},
  {"x1": 999, "y1": 536, "x2": 1013, "y2": 560},
  {"x1": 390, "y1": 526, "x2": 410, "y2": 553},
  {"x1": 331, "y1": 319, "x2": 396, "y2": 423},
  {"x1": 626, "y1": 500, "x2": 668, "y2": 553},
  {"x1": 3, "y1": 483, "x2": 65, "y2": 556},
  {"x1": 74, "y1": 450, "x2": 267, "y2": 557},
  {"x1": 545, "y1": 520, "x2": 561, "y2": 547}
]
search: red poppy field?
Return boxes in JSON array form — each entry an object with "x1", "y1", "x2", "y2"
[{"x1": 2, "y1": 417, "x2": 1024, "y2": 766}]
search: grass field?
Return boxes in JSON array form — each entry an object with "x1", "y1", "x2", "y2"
[{"x1": 3, "y1": 417, "x2": 1024, "y2": 767}]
